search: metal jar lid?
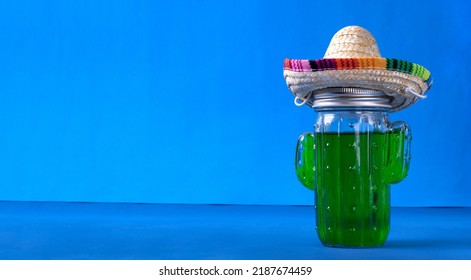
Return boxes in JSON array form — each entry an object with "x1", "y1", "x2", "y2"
[{"x1": 309, "y1": 87, "x2": 393, "y2": 111}]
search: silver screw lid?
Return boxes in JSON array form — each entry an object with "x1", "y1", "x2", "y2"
[{"x1": 298, "y1": 87, "x2": 394, "y2": 111}]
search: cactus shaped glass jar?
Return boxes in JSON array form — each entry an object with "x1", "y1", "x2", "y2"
[
  {"x1": 284, "y1": 26, "x2": 432, "y2": 247},
  {"x1": 295, "y1": 88, "x2": 411, "y2": 247}
]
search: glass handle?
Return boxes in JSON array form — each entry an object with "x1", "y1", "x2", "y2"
[
  {"x1": 384, "y1": 121, "x2": 412, "y2": 184},
  {"x1": 295, "y1": 132, "x2": 315, "y2": 190}
]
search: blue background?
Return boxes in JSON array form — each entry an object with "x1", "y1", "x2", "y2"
[{"x1": 0, "y1": 0, "x2": 469, "y2": 206}]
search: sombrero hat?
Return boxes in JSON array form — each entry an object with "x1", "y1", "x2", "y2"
[{"x1": 283, "y1": 26, "x2": 432, "y2": 111}]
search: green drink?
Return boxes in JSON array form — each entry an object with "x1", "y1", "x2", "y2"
[
  {"x1": 295, "y1": 111, "x2": 411, "y2": 247},
  {"x1": 316, "y1": 132, "x2": 406, "y2": 247}
]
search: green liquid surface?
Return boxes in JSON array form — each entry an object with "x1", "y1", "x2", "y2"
[{"x1": 312, "y1": 131, "x2": 407, "y2": 247}]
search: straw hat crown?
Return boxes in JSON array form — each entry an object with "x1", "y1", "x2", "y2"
[{"x1": 324, "y1": 26, "x2": 381, "y2": 58}]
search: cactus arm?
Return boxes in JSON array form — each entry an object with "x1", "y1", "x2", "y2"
[
  {"x1": 383, "y1": 122, "x2": 412, "y2": 184},
  {"x1": 295, "y1": 132, "x2": 315, "y2": 190}
]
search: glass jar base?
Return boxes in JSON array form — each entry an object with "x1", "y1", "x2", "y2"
[{"x1": 316, "y1": 228, "x2": 389, "y2": 248}]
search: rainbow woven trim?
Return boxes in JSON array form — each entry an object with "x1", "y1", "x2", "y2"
[{"x1": 284, "y1": 58, "x2": 432, "y2": 86}]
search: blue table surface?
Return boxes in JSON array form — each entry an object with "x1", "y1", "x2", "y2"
[{"x1": 0, "y1": 201, "x2": 469, "y2": 260}]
